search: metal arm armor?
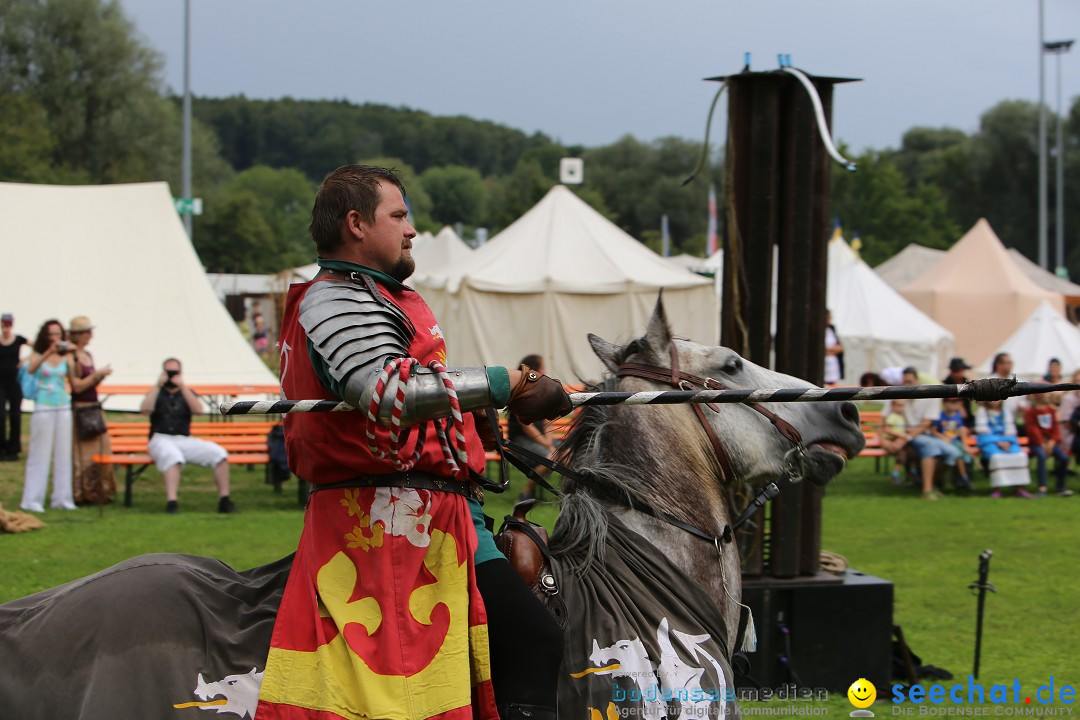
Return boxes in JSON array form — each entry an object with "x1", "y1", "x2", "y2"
[{"x1": 299, "y1": 279, "x2": 493, "y2": 426}]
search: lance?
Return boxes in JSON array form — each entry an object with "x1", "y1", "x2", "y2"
[
  {"x1": 219, "y1": 377, "x2": 1076, "y2": 416},
  {"x1": 967, "y1": 549, "x2": 995, "y2": 679}
]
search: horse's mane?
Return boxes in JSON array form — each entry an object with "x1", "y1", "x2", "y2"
[{"x1": 548, "y1": 376, "x2": 655, "y2": 573}]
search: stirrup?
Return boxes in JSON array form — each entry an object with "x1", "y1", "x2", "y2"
[{"x1": 498, "y1": 703, "x2": 557, "y2": 720}]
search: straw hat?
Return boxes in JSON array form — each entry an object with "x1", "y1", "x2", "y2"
[{"x1": 68, "y1": 316, "x2": 95, "y2": 333}]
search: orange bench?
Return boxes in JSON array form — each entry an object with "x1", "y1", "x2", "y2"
[{"x1": 93, "y1": 421, "x2": 281, "y2": 506}]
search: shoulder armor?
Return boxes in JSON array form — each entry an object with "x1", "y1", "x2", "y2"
[{"x1": 299, "y1": 280, "x2": 415, "y2": 391}]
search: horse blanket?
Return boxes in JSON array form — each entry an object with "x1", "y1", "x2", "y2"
[
  {"x1": 0, "y1": 553, "x2": 290, "y2": 720},
  {"x1": 555, "y1": 512, "x2": 737, "y2": 720}
]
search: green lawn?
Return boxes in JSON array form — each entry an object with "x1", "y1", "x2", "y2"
[{"x1": 1, "y1": 431, "x2": 1077, "y2": 714}]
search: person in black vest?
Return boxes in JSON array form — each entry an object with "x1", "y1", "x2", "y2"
[
  {"x1": 139, "y1": 358, "x2": 237, "y2": 514},
  {"x1": 0, "y1": 313, "x2": 28, "y2": 460}
]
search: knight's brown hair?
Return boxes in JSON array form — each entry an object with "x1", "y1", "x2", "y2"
[{"x1": 309, "y1": 165, "x2": 406, "y2": 256}]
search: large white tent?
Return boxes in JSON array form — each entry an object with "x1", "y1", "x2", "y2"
[
  {"x1": 978, "y1": 300, "x2": 1080, "y2": 378},
  {"x1": 900, "y1": 219, "x2": 1065, "y2": 364},
  {"x1": 827, "y1": 233, "x2": 954, "y2": 382},
  {"x1": 415, "y1": 185, "x2": 718, "y2": 381},
  {"x1": 411, "y1": 226, "x2": 473, "y2": 282},
  {"x1": 0, "y1": 181, "x2": 277, "y2": 409}
]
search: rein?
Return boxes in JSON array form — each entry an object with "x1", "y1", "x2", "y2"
[
  {"x1": 617, "y1": 344, "x2": 804, "y2": 482},
  {"x1": 500, "y1": 343, "x2": 807, "y2": 547}
]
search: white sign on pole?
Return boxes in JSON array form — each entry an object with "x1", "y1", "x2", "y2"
[{"x1": 559, "y1": 158, "x2": 584, "y2": 184}]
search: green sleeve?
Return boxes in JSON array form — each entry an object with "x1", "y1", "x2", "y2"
[
  {"x1": 487, "y1": 366, "x2": 511, "y2": 407},
  {"x1": 308, "y1": 338, "x2": 345, "y2": 399}
]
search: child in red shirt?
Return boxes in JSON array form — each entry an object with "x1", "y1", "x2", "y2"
[{"x1": 1025, "y1": 392, "x2": 1074, "y2": 496}]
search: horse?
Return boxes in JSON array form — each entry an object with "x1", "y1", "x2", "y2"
[
  {"x1": 528, "y1": 298, "x2": 864, "y2": 717},
  {"x1": 0, "y1": 298, "x2": 864, "y2": 720}
]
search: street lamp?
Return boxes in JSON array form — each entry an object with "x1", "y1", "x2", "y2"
[
  {"x1": 1044, "y1": 39, "x2": 1074, "y2": 278},
  {"x1": 182, "y1": 0, "x2": 192, "y2": 240}
]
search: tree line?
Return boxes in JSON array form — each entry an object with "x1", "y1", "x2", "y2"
[{"x1": 3, "y1": 0, "x2": 1080, "y2": 278}]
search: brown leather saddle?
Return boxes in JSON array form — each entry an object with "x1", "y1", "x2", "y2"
[{"x1": 493, "y1": 499, "x2": 568, "y2": 629}]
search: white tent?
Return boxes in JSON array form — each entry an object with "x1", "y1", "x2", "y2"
[
  {"x1": 978, "y1": 300, "x2": 1080, "y2": 379},
  {"x1": 411, "y1": 226, "x2": 473, "y2": 282},
  {"x1": 0, "y1": 181, "x2": 277, "y2": 409},
  {"x1": 873, "y1": 244, "x2": 946, "y2": 290},
  {"x1": 827, "y1": 234, "x2": 954, "y2": 382},
  {"x1": 415, "y1": 185, "x2": 718, "y2": 381}
]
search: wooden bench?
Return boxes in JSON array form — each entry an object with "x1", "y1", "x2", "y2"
[{"x1": 93, "y1": 421, "x2": 281, "y2": 507}]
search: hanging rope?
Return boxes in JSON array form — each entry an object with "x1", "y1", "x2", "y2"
[{"x1": 363, "y1": 357, "x2": 469, "y2": 478}]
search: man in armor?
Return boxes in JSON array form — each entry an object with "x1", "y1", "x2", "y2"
[{"x1": 255, "y1": 165, "x2": 569, "y2": 720}]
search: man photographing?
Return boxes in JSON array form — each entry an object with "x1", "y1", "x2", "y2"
[{"x1": 139, "y1": 358, "x2": 237, "y2": 515}]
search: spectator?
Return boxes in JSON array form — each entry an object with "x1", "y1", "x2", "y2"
[
  {"x1": 139, "y1": 358, "x2": 237, "y2": 514},
  {"x1": 974, "y1": 400, "x2": 1033, "y2": 498},
  {"x1": 0, "y1": 313, "x2": 28, "y2": 461},
  {"x1": 895, "y1": 366, "x2": 971, "y2": 499},
  {"x1": 1058, "y1": 369, "x2": 1080, "y2": 454},
  {"x1": 67, "y1": 315, "x2": 115, "y2": 505},
  {"x1": 824, "y1": 309, "x2": 844, "y2": 386},
  {"x1": 21, "y1": 320, "x2": 75, "y2": 512},
  {"x1": 1044, "y1": 357, "x2": 1063, "y2": 384},
  {"x1": 990, "y1": 352, "x2": 1026, "y2": 421},
  {"x1": 252, "y1": 313, "x2": 269, "y2": 357},
  {"x1": 509, "y1": 354, "x2": 559, "y2": 501},
  {"x1": 934, "y1": 397, "x2": 973, "y2": 473},
  {"x1": 942, "y1": 357, "x2": 974, "y2": 428},
  {"x1": 880, "y1": 398, "x2": 909, "y2": 484},
  {"x1": 1024, "y1": 391, "x2": 1073, "y2": 497}
]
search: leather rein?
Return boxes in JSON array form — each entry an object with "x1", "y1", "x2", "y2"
[
  {"x1": 616, "y1": 343, "x2": 805, "y2": 483},
  {"x1": 500, "y1": 343, "x2": 809, "y2": 546}
]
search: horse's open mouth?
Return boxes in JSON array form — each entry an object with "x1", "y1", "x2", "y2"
[{"x1": 810, "y1": 442, "x2": 849, "y2": 460}]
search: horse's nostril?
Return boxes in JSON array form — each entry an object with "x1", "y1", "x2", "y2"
[{"x1": 839, "y1": 401, "x2": 860, "y2": 428}]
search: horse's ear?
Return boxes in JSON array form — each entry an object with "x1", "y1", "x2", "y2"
[
  {"x1": 588, "y1": 333, "x2": 622, "y2": 374},
  {"x1": 642, "y1": 294, "x2": 673, "y2": 355}
]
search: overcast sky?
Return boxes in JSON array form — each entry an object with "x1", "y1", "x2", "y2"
[{"x1": 117, "y1": 0, "x2": 1080, "y2": 155}]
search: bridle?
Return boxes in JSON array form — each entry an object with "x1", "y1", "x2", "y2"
[{"x1": 617, "y1": 342, "x2": 805, "y2": 486}]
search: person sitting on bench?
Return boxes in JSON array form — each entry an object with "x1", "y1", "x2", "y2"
[{"x1": 139, "y1": 357, "x2": 237, "y2": 514}]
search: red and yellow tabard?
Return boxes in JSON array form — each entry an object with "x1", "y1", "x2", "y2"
[{"x1": 254, "y1": 277, "x2": 497, "y2": 720}]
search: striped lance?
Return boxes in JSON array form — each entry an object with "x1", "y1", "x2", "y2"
[{"x1": 219, "y1": 378, "x2": 1076, "y2": 416}]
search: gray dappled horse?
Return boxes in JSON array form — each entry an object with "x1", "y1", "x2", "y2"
[
  {"x1": 542, "y1": 300, "x2": 864, "y2": 718},
  {"x1": 0, "y1": 299, "x2": 863, "y2": 720}
]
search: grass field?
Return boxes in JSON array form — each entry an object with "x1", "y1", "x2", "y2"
[{"x1": 1, "y1": 419, "x2": 1077, "y2": 715}]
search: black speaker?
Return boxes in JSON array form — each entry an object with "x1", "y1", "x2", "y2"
[{"x1": 740, "y1": 569, "x2": 893, "y2": 693}]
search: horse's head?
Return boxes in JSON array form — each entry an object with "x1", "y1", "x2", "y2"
[{"x1": 587, "y1": 296, "x2": 865, "y2": 489}]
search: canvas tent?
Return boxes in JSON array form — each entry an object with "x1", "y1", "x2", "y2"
[
  {"x1": 0, "y1": 181, "x2": 277, "y2": 409},
  {"x1": 1005, "y1": 248, "x2": 1080, "y2": 300},
  {"x1": 900, "y1": 219, "x2": 1065, "y2": 364},
  {"x1": 415, "y1": 185, "x2": 718, "y2": 381},
  {"x1": 827, "y1": 233, "x2": 953, "y2": 382},
  {"x1": 977, "y1": 300, "x2": 1080, "y2": 378},
  {"x1": 874, "y1": 244, "x2": 945, "y2": 290},
  {"x1": 411, "y1": 226, "x2": 473, "y2": 282}
]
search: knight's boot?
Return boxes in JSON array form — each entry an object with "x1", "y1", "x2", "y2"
[{"x1": 498, "y1": 703, "x2": 557, "y2": 720}]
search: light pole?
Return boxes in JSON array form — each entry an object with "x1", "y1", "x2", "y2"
[
  {"x1": 181, "y1": 0, "x2": 192, "y2": 239},
  {"x1": 1038, "y1": 0, "x2": 1047, "y2": 269},
  {"x1": 1045, "y1": 39, "x2": 1074, "y2": 278}
]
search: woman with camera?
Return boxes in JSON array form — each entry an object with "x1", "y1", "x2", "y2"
[
  {"x1": 67, "y1": 315, "x2": 115, "y2": 505},
  {"x1": 21, "y1": 319, "x2": 76, "y2": 512}
]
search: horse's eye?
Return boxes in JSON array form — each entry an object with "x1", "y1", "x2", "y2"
[{"x1": 721, "y1": 357, "x2": 743, "y2": 374}]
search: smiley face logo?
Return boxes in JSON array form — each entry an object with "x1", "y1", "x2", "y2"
[{"x1": 848, "y1": 678, "x2": 877, "y2": 709}]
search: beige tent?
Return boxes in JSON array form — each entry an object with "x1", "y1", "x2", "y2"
[
  {"x1": 411, "y1": 226, "x2": 473, "y2": 282},
  {"x1": 1005, "y1": 248, "x2": 1080, "y2": 299},
  {"x1": 900, "y1": 219, "x2": 1065, "y2": 364},
  {"x1": 415, "y1": 185, "x2": 718, "y2": 381},
  {"x1": 874, "y1": 244, "x2": 946, "y2": 290},
  {"x1": 0, "y1": 181, "x2": 277, "y2": 410}
]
